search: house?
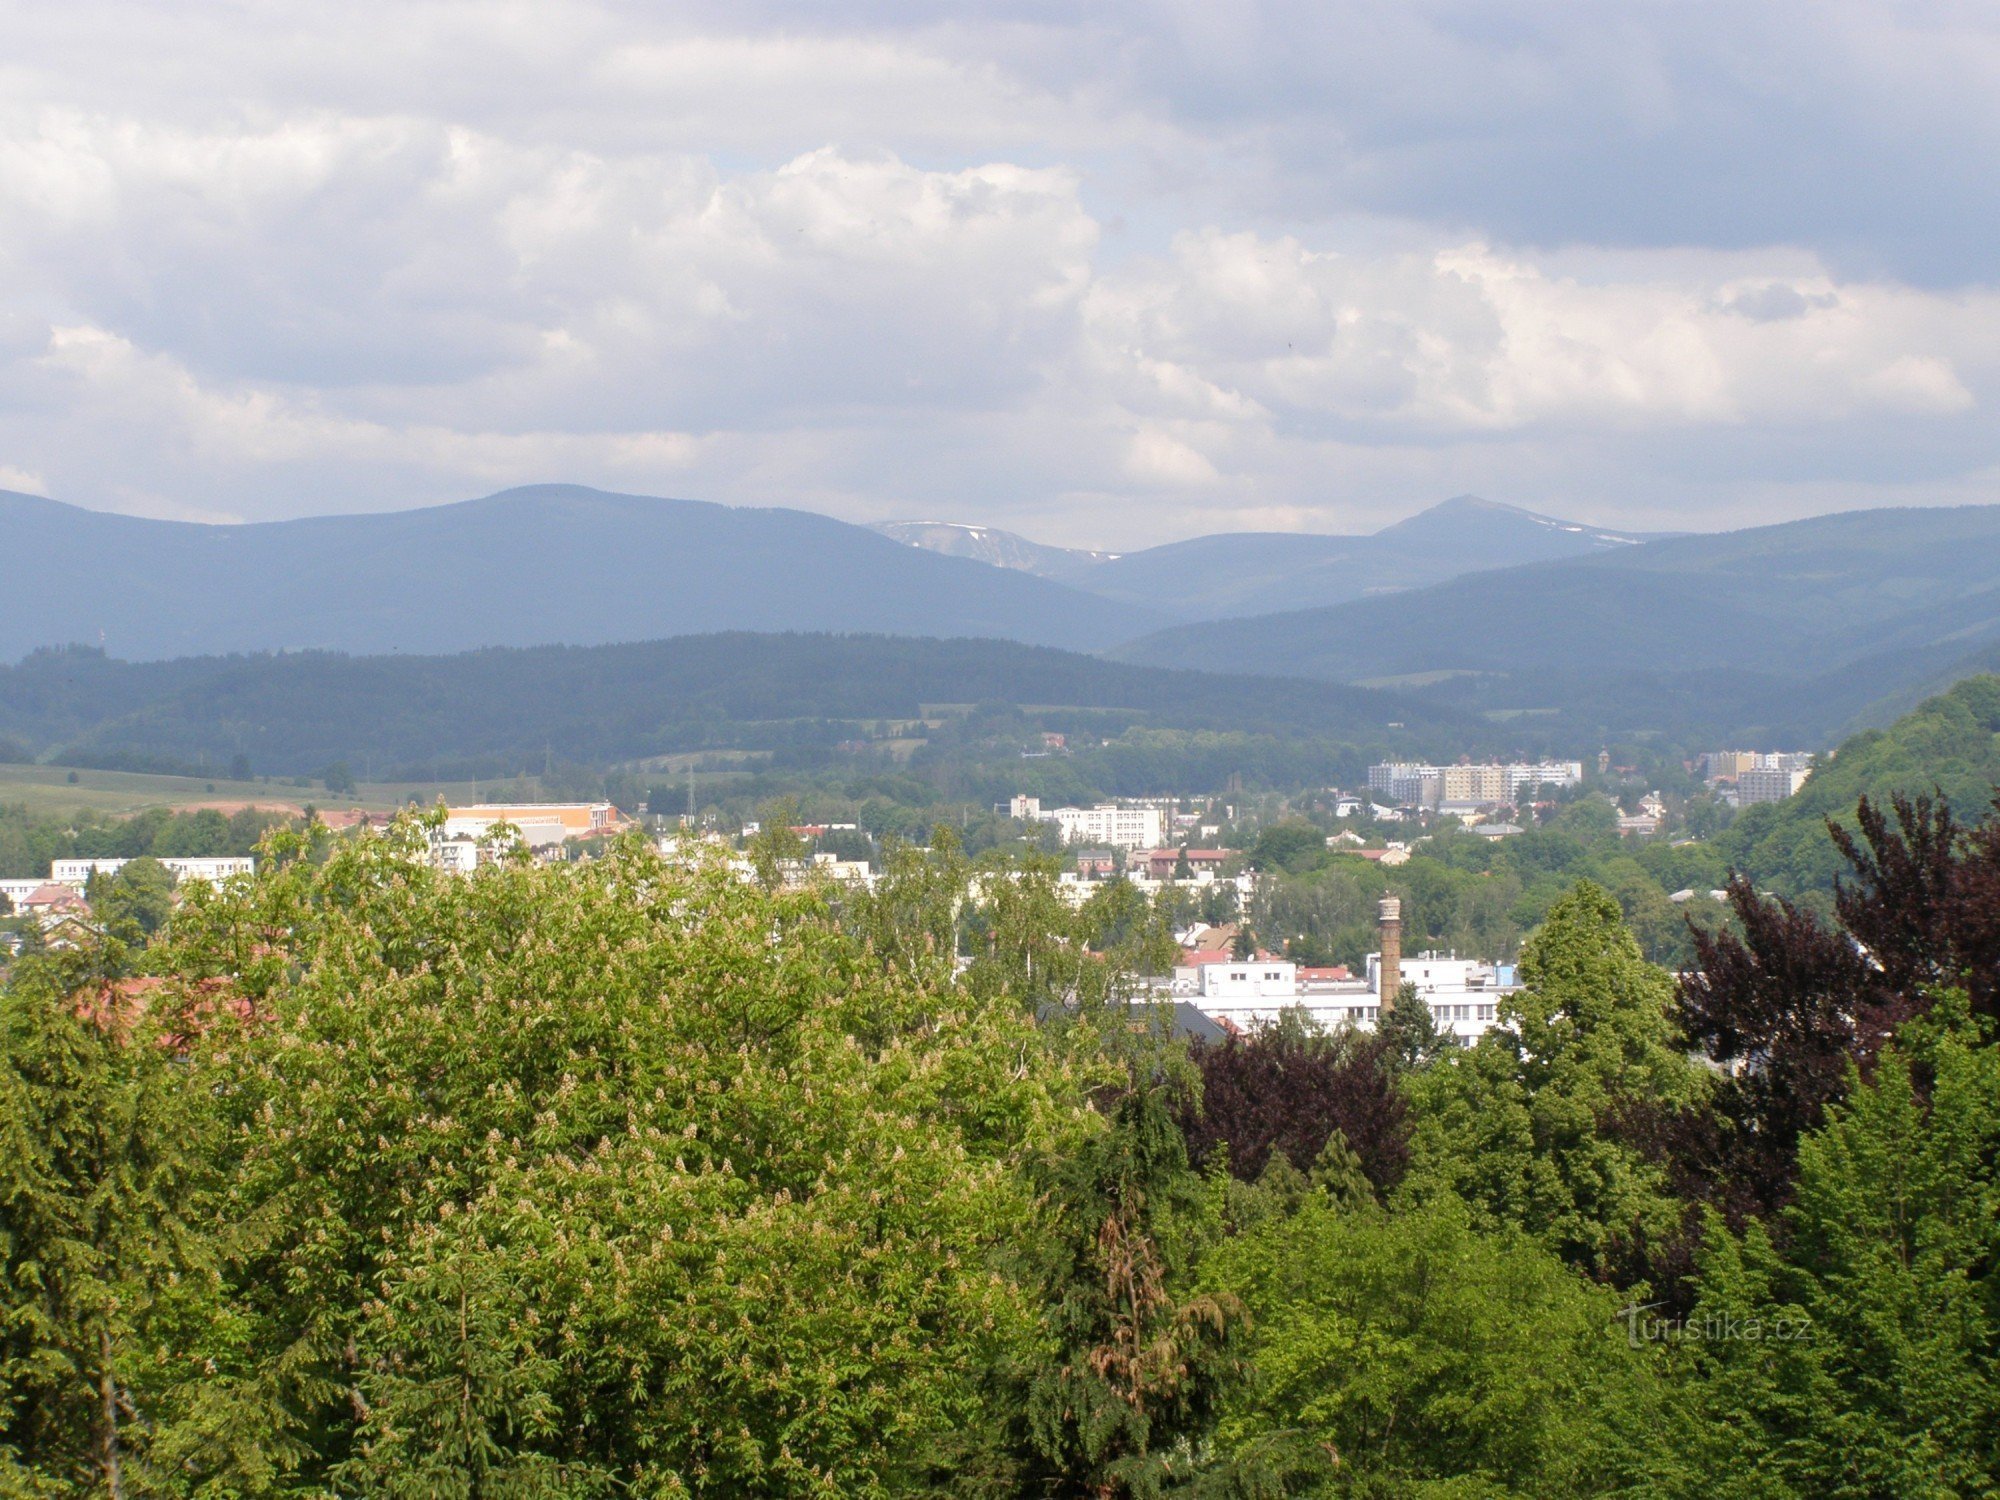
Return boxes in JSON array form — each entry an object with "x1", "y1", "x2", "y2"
[
  {"x1": 1127, "y1": 847, "x2": 1230, "y2": 880},
  {"x1": 20, "y1": 883, "x2": 91, "y2": 921},
  {"x1": 1338, "y1": 845, "x2": 1412, "y2": 866}
]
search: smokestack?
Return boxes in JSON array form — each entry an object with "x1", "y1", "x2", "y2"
[{"x1": 1378, "y1": 895, "x2": 1402, "y2": 1013}]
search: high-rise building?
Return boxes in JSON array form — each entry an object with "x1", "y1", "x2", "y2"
[{"x1": 1737, "y1": 766, "x2": 1810, "y2": 805}]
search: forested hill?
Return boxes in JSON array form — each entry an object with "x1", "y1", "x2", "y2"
[
  {"x1": 0, "y1": 485, "x2": 1166, "y2": 660},
  {"x1": 1720, "y1": 674, "x2": 2000, "y2": 895},
  {"x1": 0, "y1": 634, "x2": 1492, "y2": 780},
  {"x1": 1112, "y1": 504, "x2": 2000, "y2": 742}
]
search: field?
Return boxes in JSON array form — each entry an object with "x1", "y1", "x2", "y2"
[{"x1": 0, "y1": 762, "x2": 544, "y2": 819}]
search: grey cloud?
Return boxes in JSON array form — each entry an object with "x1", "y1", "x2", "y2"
[{"x1": 0, "y1": 0, "x2": 1996, "y2": 541}]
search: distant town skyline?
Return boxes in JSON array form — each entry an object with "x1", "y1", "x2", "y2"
[{"x1": 3, "y1": 1, "x2": 1998, "y2": 548}]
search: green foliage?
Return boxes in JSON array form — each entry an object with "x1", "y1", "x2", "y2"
[
  {"x1": 1206, "y1": 1192, "x2": 1678, "y2": 1497},
  {"x1": 89, "y1": 857, "x2": 177, "y2": 945},
  {"x1": 1403, "y1": 883, "x2": 1707, "y2": 1281},
  {"x1": 1377, "y1": 982, "x2": 1451, "y2": 1071},
  {"x1": 1253, "y1": 807, "x2": 1710, "y2": 971},
  {"x1": 1720, "y1": 674, "x2": 2000, "y2": 896},
  {"x1": 3, "y1": 798, "x2": 1997, "y2": 1495},
  {"x1": 0, "y1": 947, "x2": 226, "y2": 1491},
  {"x1": 0, "y1": 802, "x2": 285, "y2": 881},
  {"x1": 1678, "y1": 1021, "x2": 2000, "y2": 1498},
  {"x1": 0, "y1": 635, "x2": 1468, "y2": 786},
  {"x1": 1009, "y1": 1052, "x2": 1248, "y2": 1496}
]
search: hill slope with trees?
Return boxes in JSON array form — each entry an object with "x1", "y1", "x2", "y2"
[
  {"x1": 0, "y1": 633, "x2": 1495, "y2": 781},
  {"x1": 1115, "y1": 504, "x2": 2000, "y2": 743}
]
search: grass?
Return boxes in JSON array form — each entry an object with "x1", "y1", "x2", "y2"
[{"x1": 0, "y1": 762, "x2": 553, "y2": 819}]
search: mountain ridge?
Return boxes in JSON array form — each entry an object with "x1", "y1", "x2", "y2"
[
  {"x1": 0, "y1": 484, "x2": 1171, "y2": 662},
  {"x1": 1112, "y1": 501, "x2": 2000, "y2": 742},
  {"x1": 876, "y1": 494, "x2": 1668, "y2": 619}
]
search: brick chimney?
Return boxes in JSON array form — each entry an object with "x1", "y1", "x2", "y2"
[{"x1": 1378, "y1": 895, "x2": 1402, "y2": 1013}]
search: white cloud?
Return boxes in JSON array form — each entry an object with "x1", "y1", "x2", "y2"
[{"x1": 0, "y1": 1, "x2": 1996, "y2": 541}]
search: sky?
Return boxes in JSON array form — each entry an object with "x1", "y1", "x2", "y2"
[{"x1": 2, "y1": 0, "x2": 1998, "y2": 547}]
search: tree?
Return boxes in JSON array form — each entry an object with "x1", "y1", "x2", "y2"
[
  {"x1": 133, "y1": 819, "x2": 1097, "y2": 1493},
  {"x1": 1206, "y1": 1192, "x2": 1680, "y2": 1494},
  {"x1": 1674, "y1": 790, "x2": 2000, "y2": 1221},
  {"x1": 320, "y1": 761, "x2": 357, "y2": 798},
  {"x1": 1181, "y1": 1011, "x2": 1409, "y2": 1194},
  {"x1": 0, "y1": 948, "x2": 224, "y2": 1488},
  {"x1": 1008, "y1": 1044, "x2": 1249, "y2": 1496},
  {"x1": 93, "y1": 856, "x2": 177, "y2": 944},
  {"x1": 1678, "y1": 1022, "x2": 2000, "y2": 1498},
  {"x1": 1405, "y1": 882, "x2": 1708, "y2": 1283},
  {"x1": 1377, "y1": 980, "x2": 1452, "y2": 1070}
]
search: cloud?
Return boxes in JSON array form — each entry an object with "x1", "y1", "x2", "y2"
[{"x1": 0, "y1": 1, "x2": 1996, "y2": 542}]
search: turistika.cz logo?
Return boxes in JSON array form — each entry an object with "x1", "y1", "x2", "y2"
[{"x1": 1616, "y1": 1302, "x2": 1813, "y2": 1349}]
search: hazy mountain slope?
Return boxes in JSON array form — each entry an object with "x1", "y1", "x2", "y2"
[
  {"x1": 0, "y1": 486, "x2": 1169, "y2": 661},
  {"x1": 1115, "y1": 504, "x2": 2000, "y2": 692},
  {"x1": 0, "y1": 634, "x2": 1487, "y2": 779},
  {"x1": 870, "y1": 521, "x2": 1116, "y2": 577},
  {"x1": 1058, "y1": 495, "x2": 1654, "y2": 617}
]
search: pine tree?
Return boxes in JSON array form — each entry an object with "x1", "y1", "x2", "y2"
[
  {"x1": 1013, "y1": 1048, "x2": 1247, "y2": 1497},
  {"x1": 0, "y1": 949, "x2": 220, "y2": 1490}
]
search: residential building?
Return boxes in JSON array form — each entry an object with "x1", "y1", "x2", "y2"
[
  {"x1": 0, "y1": 878, "x2": 46, "y2": 910},
  {"x1": 1026, "y1": 802, "x2": 1166, "y2": 849},
  {"x1": 1442, "y1": 764, "x2": 1510, "y2": 805},
  {"x1": 1127, "y1": 847, "x2": 1230, "y2": 880},
  {"x1": 1368, "y1": 760, "x2": 1583, "y2": 809},
  {"x1": 1738, "y1": 766, "x2": 1811, "y2": 805},
  {"x1": 49, "y1": 856, "x2": 257, "y2": 888},
  {"x1": 1158, "y1": 903, "x2": 1517, "y2": 1042}
]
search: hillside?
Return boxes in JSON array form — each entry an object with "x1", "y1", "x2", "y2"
[
  {"x1": 0, "y1": 634, "x2": 1495, "y2": 782},
  {"x1": 1718, "y1": 674, "x2": 2000, "y2": 895},
  {"x1": 0, "y1": 486, "x2": 1167, "y2": 661},
  {"x1": 1115, "y1": 504, "x2": 2000, "y2": 741}
]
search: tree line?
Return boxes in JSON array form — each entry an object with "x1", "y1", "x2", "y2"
[{"x1": 1, "y1": 791, "x2": 1996, "y2": 1495}]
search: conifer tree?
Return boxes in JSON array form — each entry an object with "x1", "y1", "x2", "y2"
[{"x1": 0, "y1": 948, "x2": 219, "y2": 1490}]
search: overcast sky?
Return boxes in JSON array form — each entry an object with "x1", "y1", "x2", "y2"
[{"x1": 2, "y1": 1, "x2": 1997, "y2": 545}]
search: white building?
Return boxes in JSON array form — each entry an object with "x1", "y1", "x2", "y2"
[
  {"x1": 1368, "y1": 761, "x2": 1584, "y2": 810},
  {"x1": 1165, "y1": 947, "x2": 1516, "y2": 1043},
  {"x1": 1035, "y1": 803, "x2": 1166, "y2": 849},
  {"x1": 0, "y1": 877, "x2": 46, "y2": 909},
  {"x1": 441, "y1": 802, "x2": 622, "y2": 851},
  {"x1": 49, "y1": 856, "x2": 257, "y2": 888},
  {"x1": 1737, "y1": 766, "x2": 1811, "y2": 805}
]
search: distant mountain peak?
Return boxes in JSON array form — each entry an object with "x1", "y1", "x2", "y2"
[
  {"x1": 1378, "y1": 494, "x2": 1649, "y2": 547},
  {"x1": 870, "y1": 520, "x2": 1118, "y2": 579}
]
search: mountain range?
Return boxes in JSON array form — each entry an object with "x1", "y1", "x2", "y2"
[
  {"x1": 0, "y1": 484, "x2": 1663, "y2": 665},
  {"x1": 0, "y1": 485, "x2": 1165, "y2": 661},
  {"x1": 874, "y1": 496, "x2": 1655, "y2": 618},
  {"x1": 9, "y1": 483, "x2": 2000, "y2": 749},
  {"x1": 1114, "y1": 503, "x2": 2000, "y2": 743}
]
